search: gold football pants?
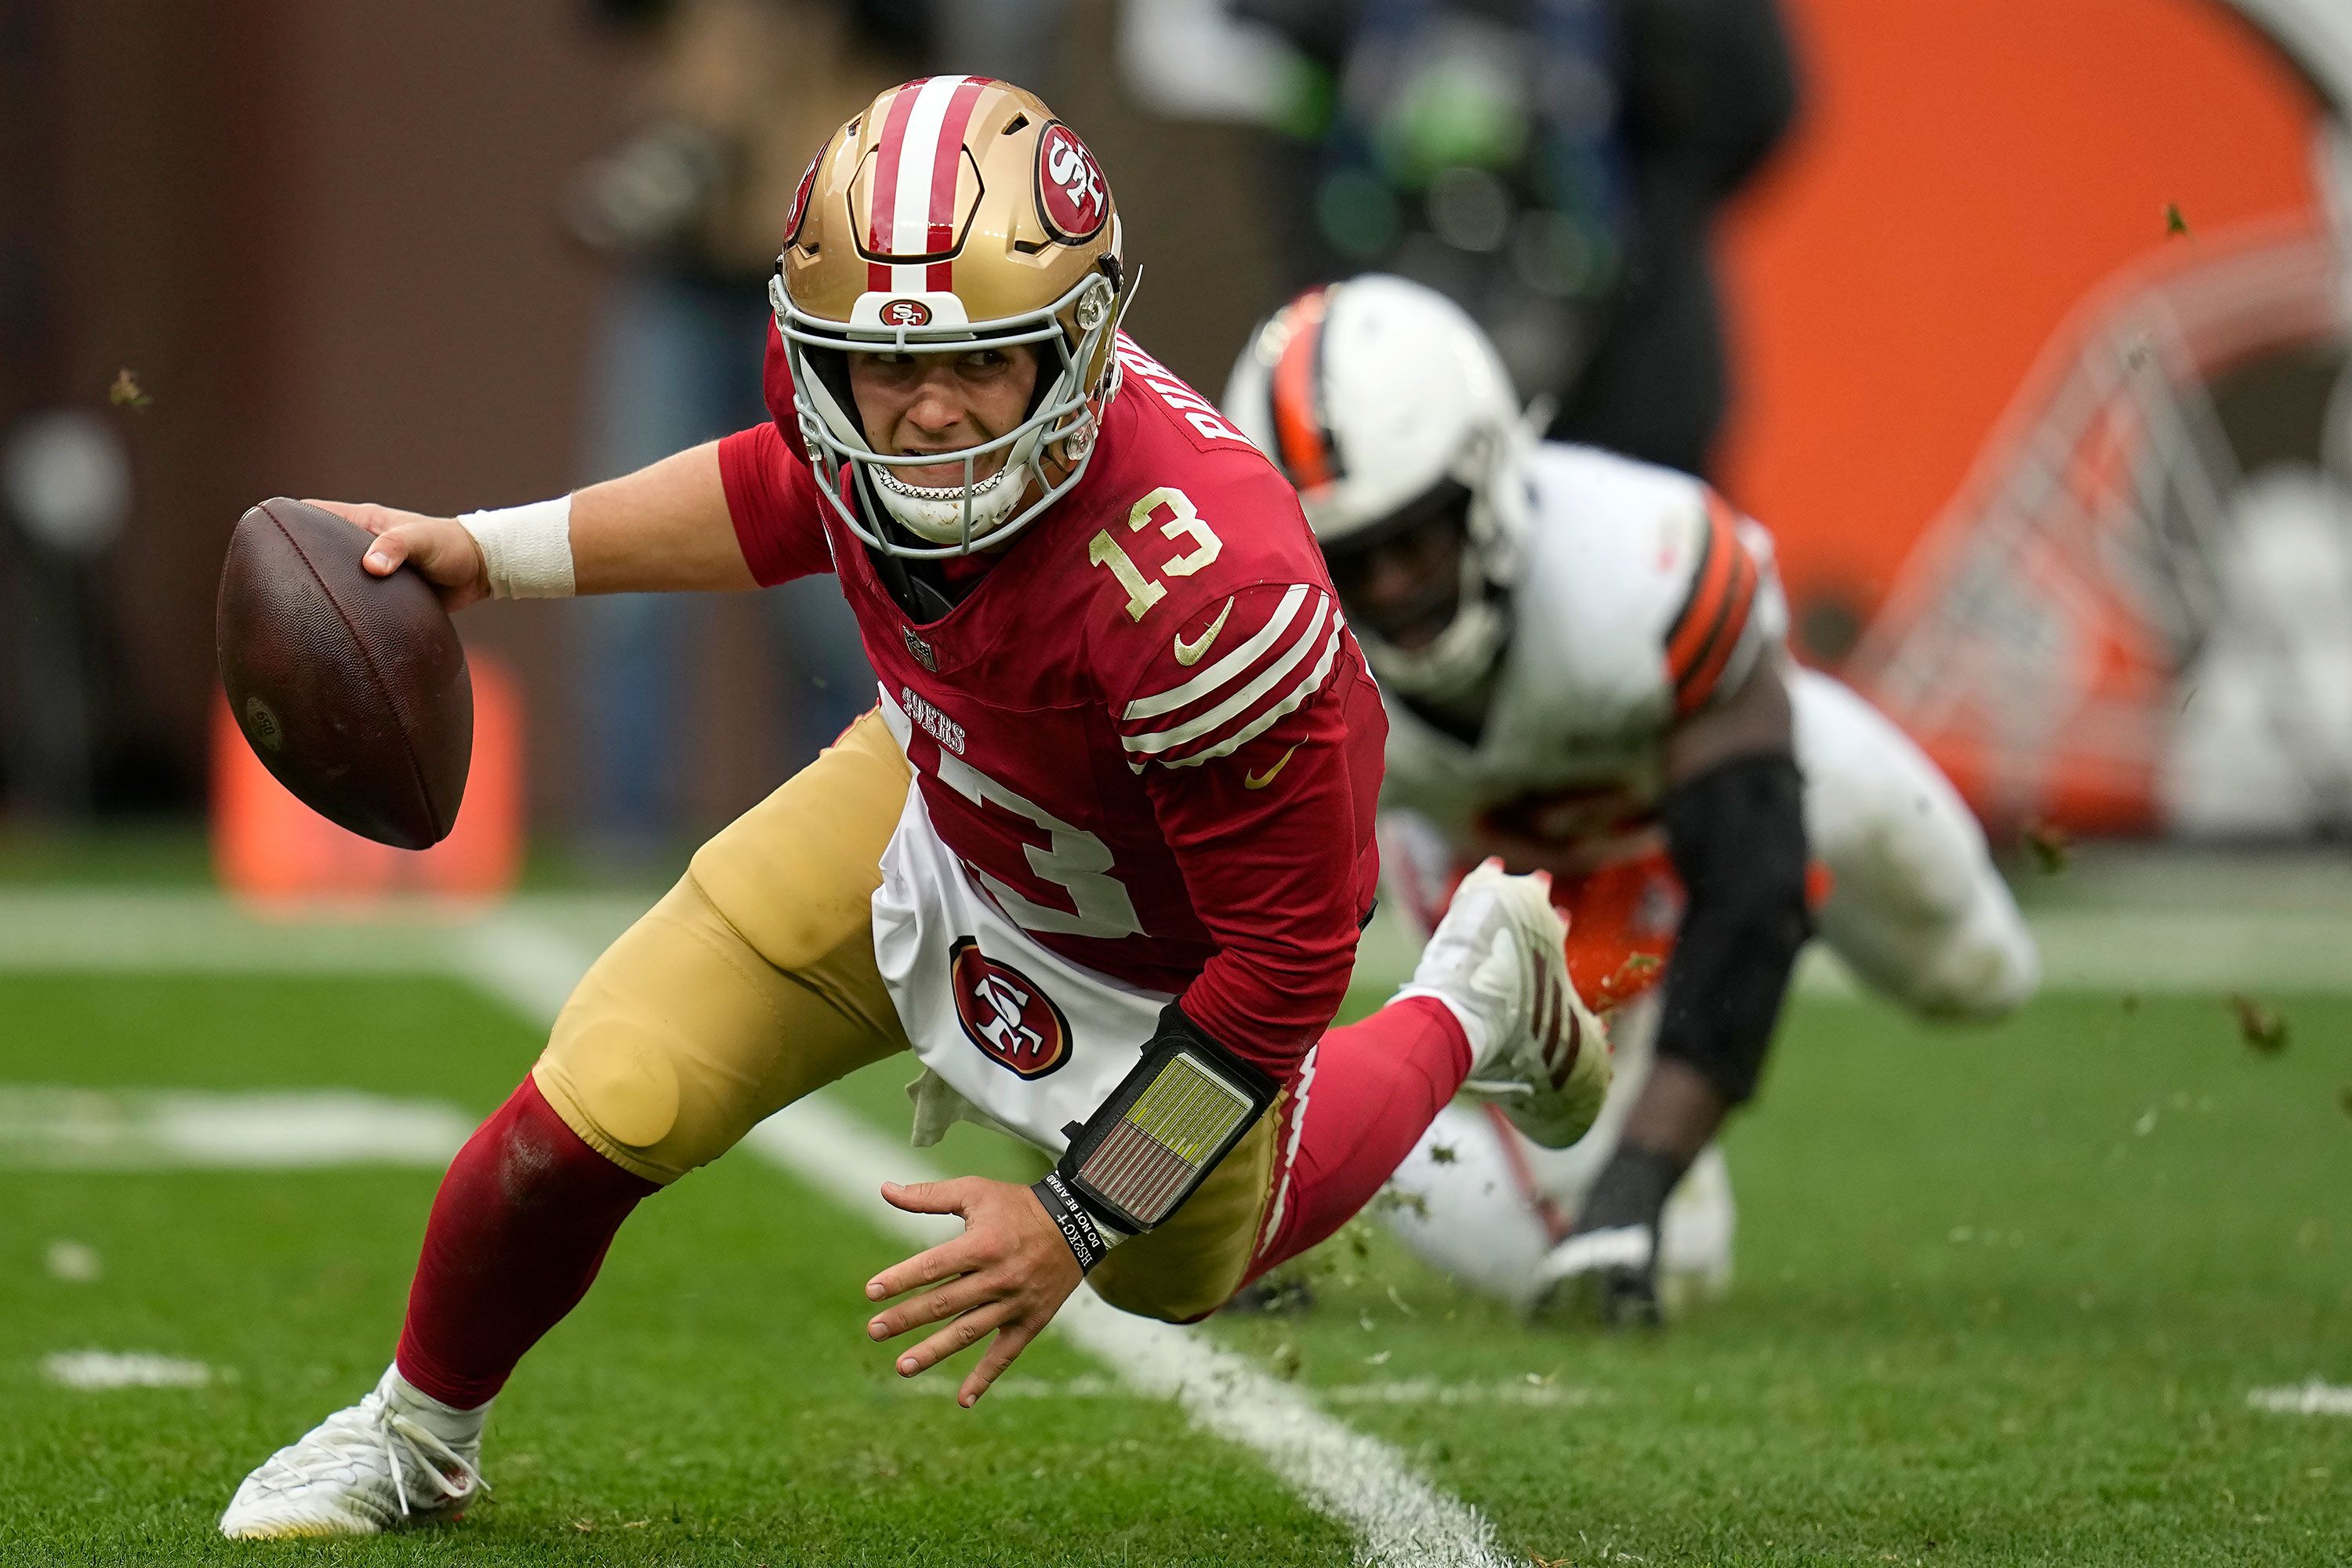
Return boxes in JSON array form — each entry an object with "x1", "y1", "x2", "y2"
[{"x1": 530, "y1": 709, "x2": 1276, "y2": 1323}]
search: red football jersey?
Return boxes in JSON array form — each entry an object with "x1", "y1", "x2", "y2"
[{"x1": 717, "y1": 328, "x2": 1386, "y2": 1075}]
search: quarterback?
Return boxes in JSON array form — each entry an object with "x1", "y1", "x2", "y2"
[
  {"x1": 1225, "y1": 276, "x2": 2039, "y2": 1324},
  {"x1": 218, "y1": 83, "x2": 1610, "y2": 1538}
]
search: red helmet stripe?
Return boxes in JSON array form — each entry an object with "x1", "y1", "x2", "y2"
[
  {"x1": 1270, "y1": 289, "x2": 1335, "y2": 490},
  {"x1": 924, "y1": 76, "x2": 989, "y2": 291},
  {"x1": 866, "y1": 78, "x2": 927, "y2": 291}
]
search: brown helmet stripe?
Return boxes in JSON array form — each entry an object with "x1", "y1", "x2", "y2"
[{"x1": 1271, "y1": 288, "x2": 1338, "y2": 490}]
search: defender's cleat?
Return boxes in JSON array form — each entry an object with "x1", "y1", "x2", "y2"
[
  {"x1": 1530, "y1": 1221, "x2": 1663, "y2": 1327},
  {"x1": 220, "y1": 1366, "x2": 485, "y2": 1539},
  {"x1": 1408, "y1": 858, "x2": 1612, "y2": 1149}
]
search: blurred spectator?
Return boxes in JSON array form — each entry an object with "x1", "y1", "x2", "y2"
[
  {"x1": 1171, "y1": 0, "x2": 1798, "y2": 480},
  {"x1": 2, "y1": 409, "x2": 132, "y2": 819},
  {"x1": 564, "y1": 0, "x2": 924, "y2": 859}
]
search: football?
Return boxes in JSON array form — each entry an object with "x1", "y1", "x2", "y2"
[{"x1": 215, "y1": 496, "x2": 473, "y2": 850}]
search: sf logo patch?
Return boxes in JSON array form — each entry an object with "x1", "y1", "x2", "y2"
[
  {"x1": 1035, "y1": 124, "x2": 1108, "y2": 241},
  {"x1": 880, "y1": 298, "x2": 931, "y2": 328},
  {"x1": 949, "y1": 937, "x2": 1071, "y2": 1080}
]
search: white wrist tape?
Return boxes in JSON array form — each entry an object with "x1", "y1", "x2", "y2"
[{"x1": 458, "y1": 496, "x2": 575, "y2": 600}]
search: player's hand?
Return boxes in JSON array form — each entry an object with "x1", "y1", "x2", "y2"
[
  {"x1": 307, "y1": 499, "x2": 492, "y2": 612},
  {"x1": 864, "y1": 1176, "x2": 1084, "y2": 1408}
]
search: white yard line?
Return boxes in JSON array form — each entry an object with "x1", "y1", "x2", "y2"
[
  {"x1": 2248, "y1": 1381, "x2": 2352, "y2": 1416},
  {"x1": 464, "y1": 917, "x2": 1515, "y2": 1568},
  {"x1": 43, "y1": 1351, "x2": 216, "y2": 1389},
  {"x1": 891, "y1": 1373, "x2": 1609, "y2": 1409},
  {"x1": 0, "y1": 1086, "x2": 474, "y2": 1170}
]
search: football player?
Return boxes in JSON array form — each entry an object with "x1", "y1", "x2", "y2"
[
  {"x1": 218, "y1": 82, "x2": 1611, "y2": 1538},
  {"x1": 1223, "y1": 274, "x2": 2039, "y2": 1326}
]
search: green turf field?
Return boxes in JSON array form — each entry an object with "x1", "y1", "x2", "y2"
[{"x1": 3, "y1": 891, "x2": 2348, "y2": 1566}]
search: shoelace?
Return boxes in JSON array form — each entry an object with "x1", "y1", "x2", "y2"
[
  {"x1": 378, "y1": 1408, "x2": 488, "y2": 1519},
  {"x1": 256, "y1": 1399, "x2": 487, "y2": 1520}
]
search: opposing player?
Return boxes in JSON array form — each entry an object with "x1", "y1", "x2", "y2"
[
  {"x1": 1223, "y1": 275, "x2": 2038, "y2": 1325},
  {"x1": 218, "y1": 84, "x2": 1610, "y2": 1538}
]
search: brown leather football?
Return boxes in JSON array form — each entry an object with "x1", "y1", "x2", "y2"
[{"x1": 216, "y1": 497, "x2": 472, "y2": 850}]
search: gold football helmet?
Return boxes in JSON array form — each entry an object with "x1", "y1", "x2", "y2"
[{"x1": 771, "y1": 76, "x2": 1129, "y2": 557}]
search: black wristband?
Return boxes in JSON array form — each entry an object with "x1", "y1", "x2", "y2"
[{"x1": 1031, "y1": 1171, "x2": 1114, "y2": 1272}]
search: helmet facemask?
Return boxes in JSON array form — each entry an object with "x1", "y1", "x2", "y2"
[
  {"x1": 775, "y1": 265, "x2": 1126, "y2": 559},
  {"x1": 1338, "y1": 418, "x2": 1534, "y2": 706}
]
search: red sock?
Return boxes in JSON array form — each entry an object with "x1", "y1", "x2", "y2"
[
  {"x1": 394, "y1": 1076, "x2": 658, "y2": 1409},
  {"x1": 1241, "y1": 995, "x2": 1470, "y2": 1289}
]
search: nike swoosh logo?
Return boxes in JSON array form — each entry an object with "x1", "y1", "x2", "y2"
[
  {"x1": 1173, "y1": 597, "x2": 1234, "y2": 666},
  {"x1": 1243, "y1": 743, "x2": 1301, "y2": 790}
]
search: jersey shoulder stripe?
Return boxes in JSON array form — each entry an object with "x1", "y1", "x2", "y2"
[
  {"x1": 1123, "y1": 583, "x2": 1311, "y2": 721},
  {"x1": 1664, "y1": 489, "x2": 1761, "y2": 716},
  {"x1": 1116, "y1": 585, "x2": 1343, "y2": 768}
]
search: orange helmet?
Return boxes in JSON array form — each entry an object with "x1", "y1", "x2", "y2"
[{"x1": 771, "y1": 76, "x2": 1130, "y2": 557}]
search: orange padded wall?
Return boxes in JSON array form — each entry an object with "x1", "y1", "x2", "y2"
[{"x1": 1710, "y1": 0, "x2": 2325, "y2": 644}]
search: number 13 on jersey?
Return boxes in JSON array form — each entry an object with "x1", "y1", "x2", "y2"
[{"x1": 1088, "y1": 487, "x2": 1222, "y2": 621}]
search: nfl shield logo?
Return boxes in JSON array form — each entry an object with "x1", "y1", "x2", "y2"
[{"x1": 902, "y1": 624, "x2": 938, "y2": 671}]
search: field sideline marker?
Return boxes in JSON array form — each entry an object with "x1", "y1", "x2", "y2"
[{"x1": 468, "y1": 916, "x2": 1516, "y2": 1568}]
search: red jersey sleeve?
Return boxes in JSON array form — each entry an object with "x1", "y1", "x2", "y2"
[
  {"x1": 716, "y1": 323, "x2": 836, "y2": 586},
  {"x1": 717, "y1": 422, "x2": 833, "y2": 586},
  {"x1": 1105, "y1": 579, "x2": 1386, "y2": 1076}
]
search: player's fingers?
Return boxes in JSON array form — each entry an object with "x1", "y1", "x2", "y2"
[
  {"x1": 879, "y1": 1178, "x2": 974, "y2": 1217},
  {"x1": 865, "y1": 1235, "x2": 983, "y2": 1302},
  {"x1": 957, "y1": 1320, "x2": 1041, "y2": 1408},
  {"x1": 866, "y1": 1272, "x2": 994, "y2": 1342},
  {"x1": 361, "y1": 528, "x2": 410, "y2": 576},
  {"x1": 892, "y1": 1300, "x2": 1014, "y2": 1379}
]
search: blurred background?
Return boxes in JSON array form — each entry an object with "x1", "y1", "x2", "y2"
[{"x1": 2, "y1": 0, "x2": 2350, "y2": 887}]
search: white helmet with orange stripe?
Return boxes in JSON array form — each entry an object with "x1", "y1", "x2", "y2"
[
  {"x1": 1222, "y1": 274, "x2": 1534, "y2": 702},
  {"x1": 774, "y1": 77, "x2": 1130, "y2": 557}
]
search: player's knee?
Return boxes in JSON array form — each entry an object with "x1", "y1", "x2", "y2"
[
  {"x1": 541, "y1": 1011, "x2": 680, "y2": 1147},
  {"x1": 538, "y1": 981, "x2": 736, "y2": 1184},
  {"x1": 1910, "y1": 898, "x2": 2041, "y2": 1022}
]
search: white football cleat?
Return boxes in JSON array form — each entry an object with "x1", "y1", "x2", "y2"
[
  {"x1": 1532, "y1": 1221, "x2": 1661, "y2": 1327},
  {"x1": 220, "y1": 1365, "x2": 486, "y2": 1539},
  {"x1": 1401, "y1": 858, "x2": 1612, "y2": 1149},
  {"x1": 1530, "y1": 1146, "x2": 1738, "y2": 1327}
]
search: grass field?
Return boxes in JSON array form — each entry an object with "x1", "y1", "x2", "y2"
[{"x1": 3, "y1": 883, "x2": 2349, "y2": 1566}]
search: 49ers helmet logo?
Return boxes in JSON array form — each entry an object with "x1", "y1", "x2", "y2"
[
  {"x1": 1035, "y1": 123, "x2": 1109, "y2": 242},
  {"x1": 949, "y1": 937, "x2": 1071, "y2": 1079},
  {"x1": 784, "y1": 144, "x2": 824, "y2": 248},
  {"x1": 880, "y1": 298, "x2": 932, "y2": 327}
]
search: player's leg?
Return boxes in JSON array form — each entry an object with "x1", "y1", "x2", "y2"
[
  {"x1": 1791, "y1": 670, "x2": 2038, "y2": 1019},
  {"x1": 1089, "y1": 862, "x2": 1609, "y2": 1322},
  {"x1": 1381, "y1": 993, "x2": 1737, "y2": 1317},
  {"x1": 1382, "y1": 1103, "x2": 1573, "y2": 1308},
  {"x1": 221, "y1": 711, "x2": 913, "y2": 1539}
]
